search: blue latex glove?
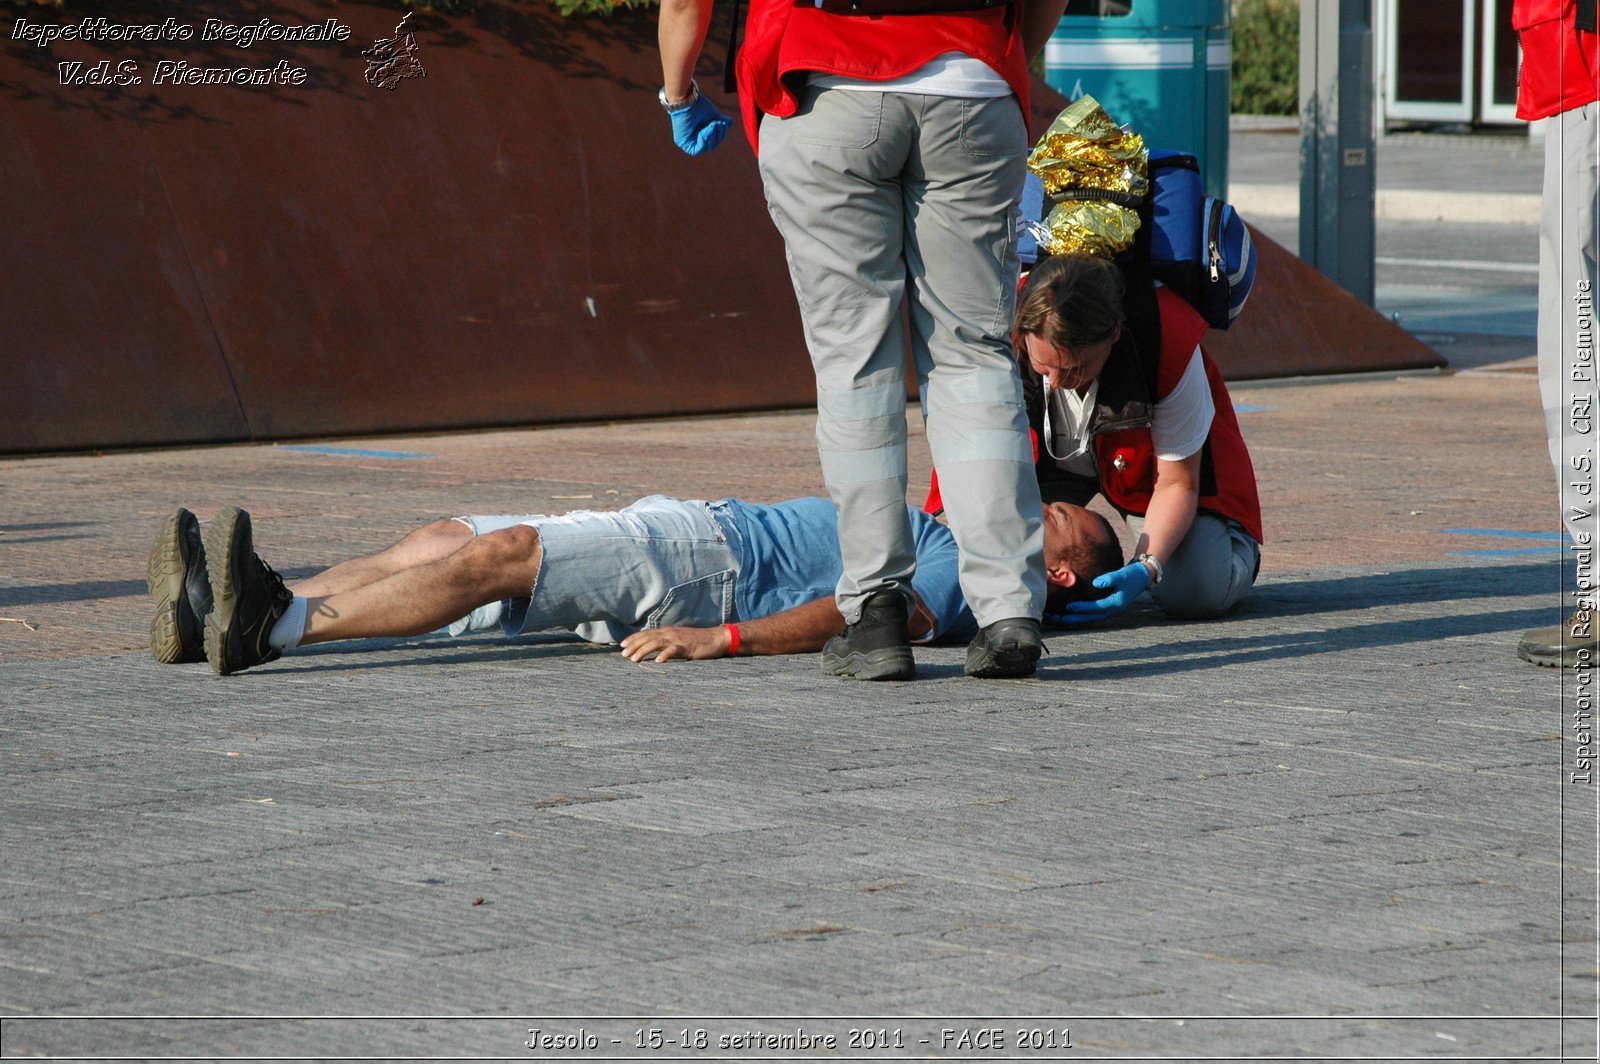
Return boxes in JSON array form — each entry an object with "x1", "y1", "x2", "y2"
[
  {"x1": 668, "y1": 93, "x2": 732, "y2": 156},
  {"x1": 1047, "y1": 560, "x2": 1153, "y2": 628}
]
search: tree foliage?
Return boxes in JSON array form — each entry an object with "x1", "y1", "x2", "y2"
[
  {"x1": 549, "y1": 0, "x2": 658, "y2": 15},
  {"x1": 1231, "y1": 0, "x2": 1299, "y2": 115}
]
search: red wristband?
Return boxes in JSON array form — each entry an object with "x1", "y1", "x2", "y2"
[{"x1": 723, "y1": 623, "x2": 741, "y2": 656}]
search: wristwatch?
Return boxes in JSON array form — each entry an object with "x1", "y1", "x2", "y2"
[
  {"x1": 1136, "y1": 553, "x2": 1165, "y2": 586},
  {"x1": 659, "y1": 81, "x2": 699, "y2": 112}
]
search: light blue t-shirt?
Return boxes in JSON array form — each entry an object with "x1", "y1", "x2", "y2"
[{"x1": 721, "y1": 498, "x2": 977, "y2": 643}]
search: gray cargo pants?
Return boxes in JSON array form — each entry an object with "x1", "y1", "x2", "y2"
[
  {"x1": 1123, "y1": 512, "x2": 1259, "y2": 620},
  {"x1": 758, "y1": 86, "x2": 1046, "y2": 627},
  {"x1": 1536, "y1": 104, "x2": 1599, "y2": 553}
]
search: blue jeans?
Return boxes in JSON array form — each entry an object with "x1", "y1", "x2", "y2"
[{"x1": 448, "y1": 495, "x2": 741, "y2": 644}]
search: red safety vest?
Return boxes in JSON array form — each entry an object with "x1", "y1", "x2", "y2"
[
  {"x1": 733, "y1": 0, "x2": 1030, "y2": 152},
  {"x1": 1515, "y1": 0, "x2": 1600, "y2": 121},
  {"x1": 1092, "y1": 289, "x2": 1264, "y2": 544},
  {"x1": 923, "y1": 289, "x2": 1264, "y2": 544}
]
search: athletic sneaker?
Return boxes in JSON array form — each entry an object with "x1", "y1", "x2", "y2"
[
  {"x1": 146, "y1": 507, "x2": 212, "y2": 664},
  {"x1": 820, "y1": 589, "x2": 916, "y2": 681},
  {"x1": 204, "y1": 506, "x2": 293, "y2": 676},
  {"x1": 1517, "y1": 608, "x2": 1598, "y2": 668},
  {"x1": 965, "y1": 617, "x2": 1043, "y2": 678}
]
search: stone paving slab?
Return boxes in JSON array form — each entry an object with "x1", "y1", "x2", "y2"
[
  {"x1": 1, "y1": 551, "x2": 1594, "y2": 1057},
  {"x1": 0, "y1": 358, "x2": 1560, "y2": 662},
  {"x1": 2, "y1": 348, "x2": 1597, "y2": 1058}
]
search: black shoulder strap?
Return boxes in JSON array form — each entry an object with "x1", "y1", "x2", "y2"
[
  {"x1": 724, "y1": 0, "x2": 744, "y2": 94},
  {"x1": 1116, "y1": 197, "x2": 1163, "y2": 404},
  {"x1": 1580, "y1": 0, "x2": 1597, "y2": 33}
]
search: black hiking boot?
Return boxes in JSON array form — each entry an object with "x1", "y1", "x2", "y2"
[
  {"x1": 965, "y1": 617, "x2": 1042, "y2": 678},
  {"x1": 820, "y1": 590, "x2": 915, "y2": 681},
  {"x1": 204, "y1": 506, "x2": 293, "y2": 676},
  {"x1": 147, "y1": 507, "x2": 213, "y2": 664}
]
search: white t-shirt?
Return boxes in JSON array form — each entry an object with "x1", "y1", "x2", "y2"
[
  {"x1": 1045, "y1": 346, "x2": 1215, "y2": 477},
  {"x1": 808, "y1": 51, "x2": 1012, "y2": 98}
]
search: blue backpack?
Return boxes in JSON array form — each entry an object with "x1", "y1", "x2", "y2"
[{"x1": 1018, "y1": 149, "x2": 1257, "y2": 331}]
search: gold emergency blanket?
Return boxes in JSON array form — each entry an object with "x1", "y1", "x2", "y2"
[{"x1": 1026, "y1": 95, "x2": 1148, "y2": 259}]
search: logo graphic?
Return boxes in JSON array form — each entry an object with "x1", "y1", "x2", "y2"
[{"x1": 362, "y1": 12, "x2": 426, "y2": 91}]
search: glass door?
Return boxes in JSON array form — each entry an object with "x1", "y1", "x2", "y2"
[{"x1": 1386, "y1": 0, "x2": 1477, "y2": 121}]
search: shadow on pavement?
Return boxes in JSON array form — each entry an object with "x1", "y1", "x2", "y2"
[
  {"x1": 270, "y1": 632, "x2": 611, "y2": 674},
  {"x1": 1053, "y1": 562, "x2": 1557, "y2": 678},
  {"x1": 1061, "y1": 605, "x2": 1549, "y2": 679},
  {"x1": 0, "y1": 567, "x2": 325, "y2": 608},
  {"x1": 1250, "y1": 560, "x2": 1560, "y2": 615}
]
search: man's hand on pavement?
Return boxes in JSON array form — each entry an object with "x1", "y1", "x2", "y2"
[
  {"x1": 621, "y1": 624, "x2": 732, "y2": 663},
  {"x1": 669, "y1": 93, "x2": 732, "y2": 156},
  {"x1": 1052, "y1": 560, "x2": 1153, "y2": 626}
]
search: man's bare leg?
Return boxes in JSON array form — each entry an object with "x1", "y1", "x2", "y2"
[
  {"x1": 290, "y1": 520, "x2": 474, "y2": 599},
  {"x1": 298, "y1": 525, "x2": 542, "y2": 646}
]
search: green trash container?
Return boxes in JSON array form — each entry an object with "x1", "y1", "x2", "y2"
[{"x1": 1043, "y1": 0, "x2": 1231, "y2": 200}]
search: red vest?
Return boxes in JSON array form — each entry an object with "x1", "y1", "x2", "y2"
[
  {"x1": 923, "y1": 290, "x2": 1264, "y2": 543},
  {"x1": 1515, "y1": 0, "x2": 1600, "y2": 120},
  {"x1": 734, "y1": 0, "x2": 1031, "y2": 153},
  {"x1": 1092, "y1": 290, "x2": 1264, "y2": 544}
]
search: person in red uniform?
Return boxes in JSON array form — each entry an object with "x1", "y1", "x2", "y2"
[
  {"x1": 1007, "y1": 253, "x2": 1263, "y2": 624},
  {"x1": 654, "y1": 0, "x2": 1067, "y2": 682},
  {"x1": 1514, "y1": 0, "x2": 1600, "y2": 667}
]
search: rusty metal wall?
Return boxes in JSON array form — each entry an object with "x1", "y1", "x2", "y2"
[
  {"x1": 1204, "y1": 224, "x2": 1445, "y2": 379},
  {"x1": 1, "y1": 7, "x2": 1438, "y2": 455},
  {"x1": 0, "y1": 67, "x2": 252, "y2": 449},
  {"x1": 1, "y1": 0, "x2": 813, "y2": 453}
]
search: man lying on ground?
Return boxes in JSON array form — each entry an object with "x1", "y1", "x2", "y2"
[{"x1": 147, "y1": 494, "x2": 1121, "y2": 678}]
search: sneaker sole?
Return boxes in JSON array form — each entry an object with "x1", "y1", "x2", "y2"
[
  {"x1": 965, "y1": 642, "x2": 1041, "y2": 679},
  {"x1": 203, "y1": 506, "x2": 246, "y2": 676},
  {"x1": 1517, "y1": 643, "x2": 1585, "y2": 669},
  {"x1": 147, "y1": 509, "x2": 200, "y2": 665},
  {"x1": 821, "y1": 646, "x2": 916, "y2": 682}
]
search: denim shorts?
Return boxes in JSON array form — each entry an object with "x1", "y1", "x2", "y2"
[{"x1": 448, "y1": 495, "x2": 742, "y2": 644}]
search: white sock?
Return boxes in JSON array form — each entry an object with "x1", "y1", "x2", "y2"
[
  {"x1": 445, "y1": 599, "x2": 505, "y2": 637},
  {"x1": 268, "y1": 595, "x2": 308, "y2": 651}
]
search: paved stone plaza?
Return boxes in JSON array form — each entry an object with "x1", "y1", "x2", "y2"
[{"x1": 2, "y1": 347, "x2": 1597, "y2": 1058}]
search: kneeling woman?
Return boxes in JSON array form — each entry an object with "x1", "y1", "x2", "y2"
[{"x1": 1015, "y1": 253, "x2": 1263, "y2": 623}]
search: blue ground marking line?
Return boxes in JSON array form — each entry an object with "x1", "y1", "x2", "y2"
[
  {"x1": 1443, "y1": 527, "x2": 1571, "y2": 556},
  {"x1": 278, "y1": 445, "x2": 437, "y2": 460},
  {"x1": 1444, "y1": 527, "x2": 1569, "y2": 541},
  {"x1": 1232, "y1": 404, "x2": 1273, "y2": 413},
  {"x1": 1446, "y1": 546, "x2": 1568, "y2": 557}
]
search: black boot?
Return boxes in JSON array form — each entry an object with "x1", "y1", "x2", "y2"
[
  {"x1": 965, "y1": 617, "x2": 1042, "y2": 678},
  {"x1": 820, "y1": 590, "x2": 916, "y2": 681}
]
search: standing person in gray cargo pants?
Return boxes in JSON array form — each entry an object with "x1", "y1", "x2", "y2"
[
  {"x1": 1519, "y1": 104, "x2": 1599, "y2": 666},
  {"x1": 657, "y1": 0, "x2": 1067, "y2": 680},
  {"x1": 757, "y1": 88, "x2": 1047, "y2": 680},
  {"x1": 1512, "y1": 0, "x2": 1599, "y2": 668}
]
